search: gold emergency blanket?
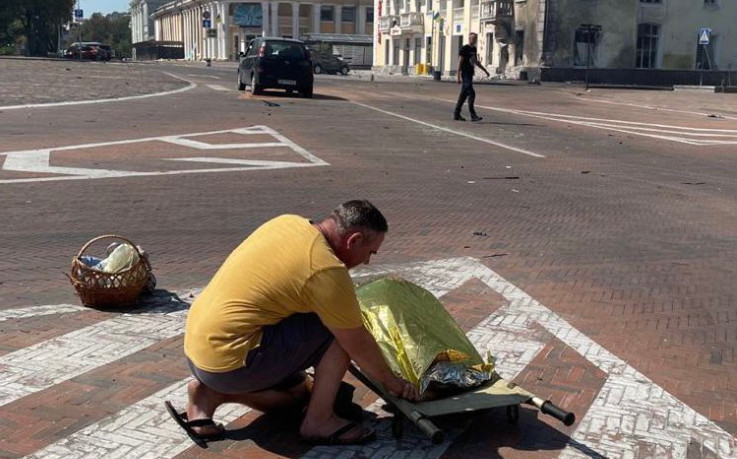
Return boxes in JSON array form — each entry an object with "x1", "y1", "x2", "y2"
[{"x1": 356, "y1": 276, "x2": 494, "y2": 393}]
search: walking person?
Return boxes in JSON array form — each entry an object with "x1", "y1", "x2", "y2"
[{"x1": 454, "y1": 32, "x2": 490, "y2": 122}]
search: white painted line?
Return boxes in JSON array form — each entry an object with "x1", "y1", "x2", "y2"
[
  {"x1": 206, "y1": 84, "x2": 230, "y2": 92},
  {"x1": 577, "y1": 96, "x2": 737, "y2": 122},
  {"x1": 23, "y1": 380, "x2": 250, "y2": 459},
  {"x1": 500, "y1": 108, "x2": 737, "y2": 133},
  {"x1": 0, "y1": 125, "x2": 328, "y2": 184},
  {"x1": 0, "y1": 72, "x2": 196, "y2": 111},
  {"x1": 167, "y1": 157, "x2": 309, "y2": 168},
  {"x1": 462, "y1": 257, "x2": 736, "y2": 459},
  {"x1": 0, "y1": 304, "x2": 86, "y2": 323},
  {"x1": 187, "y1": 74, "x2": 221, "y2": 79},
  {"x1": 352, "y1": 101, "x2": 546, "y2": 158},
  {"x1": 161, "y1": 137, "x2": 284, "y2": 149},
  {"x1": 0, "y1": 301, "x2": 188, "y2": 408},
  {"x1": 428, "y1": 95, "x2": 737, "y2": 147}
]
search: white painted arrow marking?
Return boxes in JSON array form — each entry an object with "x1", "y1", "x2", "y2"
[{"x1": 0, "y1": 126, "x2": 328, "y2": 184}]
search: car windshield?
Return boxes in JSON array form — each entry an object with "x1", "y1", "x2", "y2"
[{"x1": 264, "y1": 41, "x2": 305, "y2": 59}]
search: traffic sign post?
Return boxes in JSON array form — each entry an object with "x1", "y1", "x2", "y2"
[
  {"x1": 202, "y1": 19, "x2": 211, "y2": 28},
  {"x1": 698, "y1": 28, "x2": 712, "y2": 85}
]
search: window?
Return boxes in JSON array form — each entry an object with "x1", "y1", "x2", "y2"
[
  {"x1": 514, "y1": 30, "x2": 524, "y2": 65},
  {"x1": 704, "y1": 0, "x2": 716, "y2": 4},
  {"x1": 264, "y1": 40, "x2": 305, "y2": 58},
  {"x1": 427, "y1": 0, "x2": 433, "y2": 10},
  {"x1": 573, "y1": 26, "x2": 600, "y2": 67},
  {"x1": 342, "y1": 6, "x2": 356, "y2": 22},
  {"x1": 640, "y1": 0, "x2": 662, "y2": 3},
  {"x1": 320, "y1": 6, "x2": 334, "y2": 21},
  {"x1": 366, "y1": 7, "x2": 374, "y2": 23},
  {"x1": 635, "y1": 23, "x2": 659, "y2": 68},
  {"x1": 414, "y1": 37, "x2": 422, "y2": 64}
]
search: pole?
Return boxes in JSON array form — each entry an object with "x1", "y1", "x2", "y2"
[
  {"x1": 585, "y1": 29, "x2": 590, "y2": 90},
  {"x1": 179, "y1": 0, "x2": 185, "y2": 60},
  {"x1": 78, "y1": 0, "x2": 82, "y2": 61}
]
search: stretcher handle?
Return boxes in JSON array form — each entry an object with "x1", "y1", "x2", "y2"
[
  {"x1": 530, "y1": 397, "x2": 575, "y2": 426},
  {"x1": 411, "y1": 411, "x2": 445, "y2": 444}
]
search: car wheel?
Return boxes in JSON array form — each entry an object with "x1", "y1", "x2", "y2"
[
  {"x1": 340, "y1": 66, "x2": 349, "y2": 75},
  {"x1": 250, "y1": 73, "x2": 262, "y2": 95},
  {"x1": 313, "y1": 64, "x2": 322, "y2": 74},
  {"x1": 237, "y1": 70, "x2": 246, "y2": 90},
  {"x1": 301, "y1": 86, "x2": 313, "y2": 98}
]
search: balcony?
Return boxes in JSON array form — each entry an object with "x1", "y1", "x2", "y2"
[
  {"x1": 480, "y1": 0, "x2": 512, "y2": 23},
  {"x1": 400, "y1": 12, "x2": 423, "y2": 32},
  {"x1": 379, "y1": 15, "x2": 399, "y2": 33}
]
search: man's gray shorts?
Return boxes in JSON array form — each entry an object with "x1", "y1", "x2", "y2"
[{"x1": 187, "y1": 313, "x2": 333, "y2": 394}]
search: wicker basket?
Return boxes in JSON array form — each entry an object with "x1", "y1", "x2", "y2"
[{"x1": 67, "y1": 234, "x2": 151, "y2": 308}]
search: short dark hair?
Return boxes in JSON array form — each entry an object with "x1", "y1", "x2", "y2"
[{"x1": 331, "y1": 200, "x2": 388, "y2": 234}]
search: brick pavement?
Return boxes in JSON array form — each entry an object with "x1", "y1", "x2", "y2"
[
  {"x1": 0, "y1": 58, "x2": 188, "y2": 107},
  {"x1": 1, "y1": 62, "x2": 736, "y2": 457}
]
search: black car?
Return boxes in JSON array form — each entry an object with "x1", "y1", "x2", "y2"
[
  {"x1": 237, "y1": 38, "x2": 313, "y2": 98},
  {"x1": 311, "y1": 52, "x2": 350, "y2": 75}
]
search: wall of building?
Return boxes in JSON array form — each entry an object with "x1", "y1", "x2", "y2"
[
  {"x1": 151, "y1": 0, "x2": 373, "y2": 61},
  {"x1": 659, "y1": 0, "x2": 737, "y2": 70}
]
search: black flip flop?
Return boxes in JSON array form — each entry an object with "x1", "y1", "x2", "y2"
[
  {"x1": 303, "y1": 421, "x2": 376, "y2": 446},
  {"x1": 164, "y1": 401, "x2": 224, "y2": 448}
]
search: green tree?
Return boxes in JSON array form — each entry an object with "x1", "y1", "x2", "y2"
[
  {"x1": 78, "y1": 12, "x2": 132, "y2": 58},
  {"x1": 1, "y1": 0, "x2": 75, "y2": 56}
]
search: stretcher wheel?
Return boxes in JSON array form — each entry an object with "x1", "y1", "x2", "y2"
[
  {"x1": 507, "y1": 404, "x2": 519, "y2": 424},
  {"x1": 391, "y1": 415, "x2": 405, "y2": 438}
]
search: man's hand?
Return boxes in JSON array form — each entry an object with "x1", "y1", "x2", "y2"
[
  {"x1": 384, "y1": 375, "x2": 420, "y2": 401},
  {"x1": 456, "y1": 75, "x2": 461, "y2": 84}
]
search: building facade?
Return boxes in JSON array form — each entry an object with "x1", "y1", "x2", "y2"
[
  {"x1": 131, "y1": 0, "x2": 170, "y2": 43},
  {"x1": 149, "y1": 0, "x2": 374, "y2": 61},
  {"x1": 374, "y1": 0, "x2": 737, "y2": 77}
]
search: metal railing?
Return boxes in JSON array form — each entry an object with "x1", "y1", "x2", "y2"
[
  {"x1": 400, "y1": 12, "x2": 424, "y2": 28},
  {"x1": 379, "y1": 16, "x2": 399, "y2": 32},
  {"x1": 480, "y1": 0, "x2": 512, "y2": 22}
]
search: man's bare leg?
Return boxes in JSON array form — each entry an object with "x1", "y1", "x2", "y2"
[
  {"x1": 186, "y1": 378, "x2": 311, "y2": 436},
  {"x1": 299, "y1": 340, "x2": 370, "y2": 440}
]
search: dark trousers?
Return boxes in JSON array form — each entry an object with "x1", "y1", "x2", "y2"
[{"x1": 454, "y1": 73, "x2": 476, "y2": 117}]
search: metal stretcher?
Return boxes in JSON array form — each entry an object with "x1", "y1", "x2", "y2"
[{"x1": 349, "y1": 365, "x2": 575, "y2": 444}]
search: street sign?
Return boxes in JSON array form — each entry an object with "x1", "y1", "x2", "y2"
[
  {"x1": 207, "y1": 29, "x2": 217, "y2": 38},
  {"x1": 202, "y1": 11, "x2": 211, "y2": 19},
  {"x1": 202, "y1": 19, "x2": 211, "y2": 28},
  {"x1": 74, "y1": 9, "x2": 83, "y2": 19},
  {"x1": 699, "y1": 28, "x2": 711, "y2": 45}
]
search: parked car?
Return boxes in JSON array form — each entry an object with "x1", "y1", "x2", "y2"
[
  {"x1": 237, "y1": 37, "x2": 313, "y2": 98},
  {"x1": 64, "y1": 42, "x2": 110, "y2": 61},
  {"x1": 98, "y1": 44, "x2": 115, "y2": 60},
  {"x1": 310, "y1": 51, "x2": 350, "y2": 75}
]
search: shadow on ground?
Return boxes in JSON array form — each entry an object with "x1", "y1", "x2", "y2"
[{"x1": 201, "y1": 404, "x2": 606, "y2": 458}]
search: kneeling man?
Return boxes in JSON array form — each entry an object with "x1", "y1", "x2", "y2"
[{"x1": 168, "y1": 200, "x2": 418, "y2": 446}]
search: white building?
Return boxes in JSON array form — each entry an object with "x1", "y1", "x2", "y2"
[
  {"x1": 373, "y1": 0, "x2": 737, "y2": 79},
  {"x1": 150, "y1": 0, "x2": 375, "y2": 61},
  {"x1": 130, "y1": 0, "x2": 170, "y2": 43}
]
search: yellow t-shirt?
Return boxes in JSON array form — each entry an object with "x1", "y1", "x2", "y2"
[{"x1": 184, "y1": 214, "x2": 363, "y2": 372}]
